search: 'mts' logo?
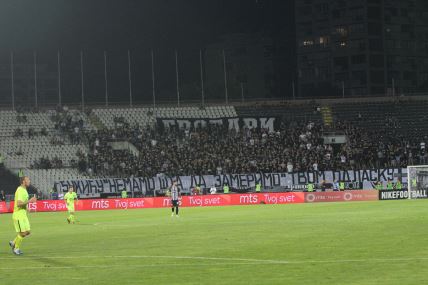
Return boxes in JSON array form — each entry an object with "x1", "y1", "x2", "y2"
[
  {"x1": 239, "y1": 194, "x2": 258, "y2": 204},
  {"x1": 91, "y1": 200, "x2": 110, "y2": 209},
  {"x1": 27, "y1": 202, "x2": 37, "y2": 211}
]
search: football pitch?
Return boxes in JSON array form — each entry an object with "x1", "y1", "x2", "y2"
[{"x1": 1, "y1": 200, "x2": 428, "y2": 285}]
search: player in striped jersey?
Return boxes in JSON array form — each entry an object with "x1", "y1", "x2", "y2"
[{"x1": 170, "y1": 180, "x2": 180, "y2": 217}]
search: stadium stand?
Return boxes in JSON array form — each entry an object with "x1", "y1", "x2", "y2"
[
  {"x1": 0, "y1": 110, "x2": 55, "y2": 137},
  {"x1": 0, "y1": 107, "x2": 93, "y2": 195},
  {"x1": 0, "y1": 97, "x2": 426, "y2": 196},
  {"x1": 235, "y1": 102, "x2": 322, "y2": 123},
  {"x1": 0, "y1": 136, "x2": 86, "y2": 169},
  {"x1": 93, "y1": 105, "x2": 238, "y2": 129},
  {"x1": 331, "y1": 99, "x2": 428, "y2": 138}
]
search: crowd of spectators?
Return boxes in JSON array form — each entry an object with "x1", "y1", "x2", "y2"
[
  {"x1": 77, "y1": 115, "x2": 427, "y2": 178},
  {"x1": 51, "y1": 105, "x2": 86, "y2": 145},
  {"x1": 8, "y1": 102, "x2": 426, "y2": 178},
  {"x1": 32, "y1": 156, "x2": 63, "y2": 169}
]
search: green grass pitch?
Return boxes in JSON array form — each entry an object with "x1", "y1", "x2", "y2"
[{"x1": 1, "y1": 200, "x2": 428, "y2": 285}]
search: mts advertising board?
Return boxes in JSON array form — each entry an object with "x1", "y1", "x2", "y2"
[
  {"x1": 5, "y1": 192, "x2": 305, "y2": 213},
  {"x1": 0, "y1": 202, "x2": 8, "y2": 213}
]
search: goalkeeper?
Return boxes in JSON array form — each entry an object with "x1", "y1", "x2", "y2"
[
  {"x1": 9, "y1": 176, "x2": 37, "y2": 255},
  {"x1": 64, "y1": 186, "x2": 78, "y2": 224}
]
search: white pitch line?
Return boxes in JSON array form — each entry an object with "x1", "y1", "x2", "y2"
[
  {"x1": 0, "y1": 255, "x2": 427, "y2": 265},
  {"x1": 0, "y1": 262, "x2": 259, "y2": 270},
  {"x1": 0, "y1": 255, "x2": 283, "y2": 264},
  {"x1": 93, "y1": 223, "x2": 132, "y2": 227},
  {"x1": 116, "y1": 255, "x2": 291, "y2": 264}
]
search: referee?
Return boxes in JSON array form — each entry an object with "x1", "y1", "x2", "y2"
[{"x1": 170, "y1": 180, "x2": 180, "y2": 217}]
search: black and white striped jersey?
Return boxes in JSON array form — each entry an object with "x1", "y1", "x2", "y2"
[{"x1": 171, "y1": 185, "x2": 179, "y2": 200}]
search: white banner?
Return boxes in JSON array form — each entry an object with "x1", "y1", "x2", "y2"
[{"x1": 55, "y1": 168, "x2": 407, "y2": 197}]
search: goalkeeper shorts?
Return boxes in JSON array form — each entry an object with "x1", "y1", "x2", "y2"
[{"x1": 13, "y1": 216, "x2": 31, "y2": 233}]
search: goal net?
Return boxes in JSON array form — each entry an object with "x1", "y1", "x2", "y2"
[{"x1": 407, "y1": 165, "x2": 428, "y2": 199}]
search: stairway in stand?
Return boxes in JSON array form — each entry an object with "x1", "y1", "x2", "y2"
[{"x1": 321, "y1": 106, "x2": 333, "y2": 127}]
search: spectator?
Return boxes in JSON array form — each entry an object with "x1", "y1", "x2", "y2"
[
  {"x1": 210, "y1": 186, "x2": 217, "y2": 194},
  {"x1": 28, "y1": 128, "x2": 35, "y2": 138}
]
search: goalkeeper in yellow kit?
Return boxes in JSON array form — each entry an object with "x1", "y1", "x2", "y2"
[
  {"x1": 64, "y1": 186, "x2": 78, "y2": 224},
  {"x1": 9, "y1": 176, "x2": 37, "y2": 255}
]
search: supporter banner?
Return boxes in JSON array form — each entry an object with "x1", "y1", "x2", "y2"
[
  {"x1": 5, "y1": 193, "x2": 304, "y2": 213},
  {"x1": 379, "y1": 189, "x2": 428, "y2": 200},
  {"x1": 305, "y1": 190, "x2": 379, "y2": 203},
  {"x1": 157, "y1": 117, "x2": 278, "y2": 132},
  {"x1": 0, "y1": 202, "x2": 8, "y2": 213},
  {"x1": 55, "y1": 168, "x2": 406, "y2": 198}
]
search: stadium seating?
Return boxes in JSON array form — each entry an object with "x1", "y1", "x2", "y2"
[
  {"x1": 235, "y1": 103, "x2": 322, "y2": 123},
  {"x1": 0, "y1": 109, "x2": 92, "y2": 193},
  {"x1": 93, "y1": 105, "x2": 238, "y2": 129},
  {"x1": 0, "y1": 98, "x2": 426, "y2": 195},
  {"x1": 0, "y1": 110, "x2": 55, "y2": 137},
  {"x1": 331, "y1": 100, "x2": 428, "y2": 140},
  {"x1": 0, "y1": 136, "x2": 86, "y2": 169}
]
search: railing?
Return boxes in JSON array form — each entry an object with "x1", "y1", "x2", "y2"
[{"x1": 0, "y1": 92, "x2": 427, "y2": 111}]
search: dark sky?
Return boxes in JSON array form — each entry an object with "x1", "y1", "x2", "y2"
[
  {"x1": 0, "y1": 0, "x2": 293, "y2": 50},
  {"x1": 0, "y1": 0, "x2": 294, "y2": 106}
]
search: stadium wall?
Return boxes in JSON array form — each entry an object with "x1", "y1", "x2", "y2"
[{"x1": 1, "y1": 191, "x2": 378, "y2": 213}]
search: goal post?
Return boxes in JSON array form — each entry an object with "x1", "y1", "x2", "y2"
[{"x1": 407, "y1": 165, "x2": 428, "y2": 199}]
